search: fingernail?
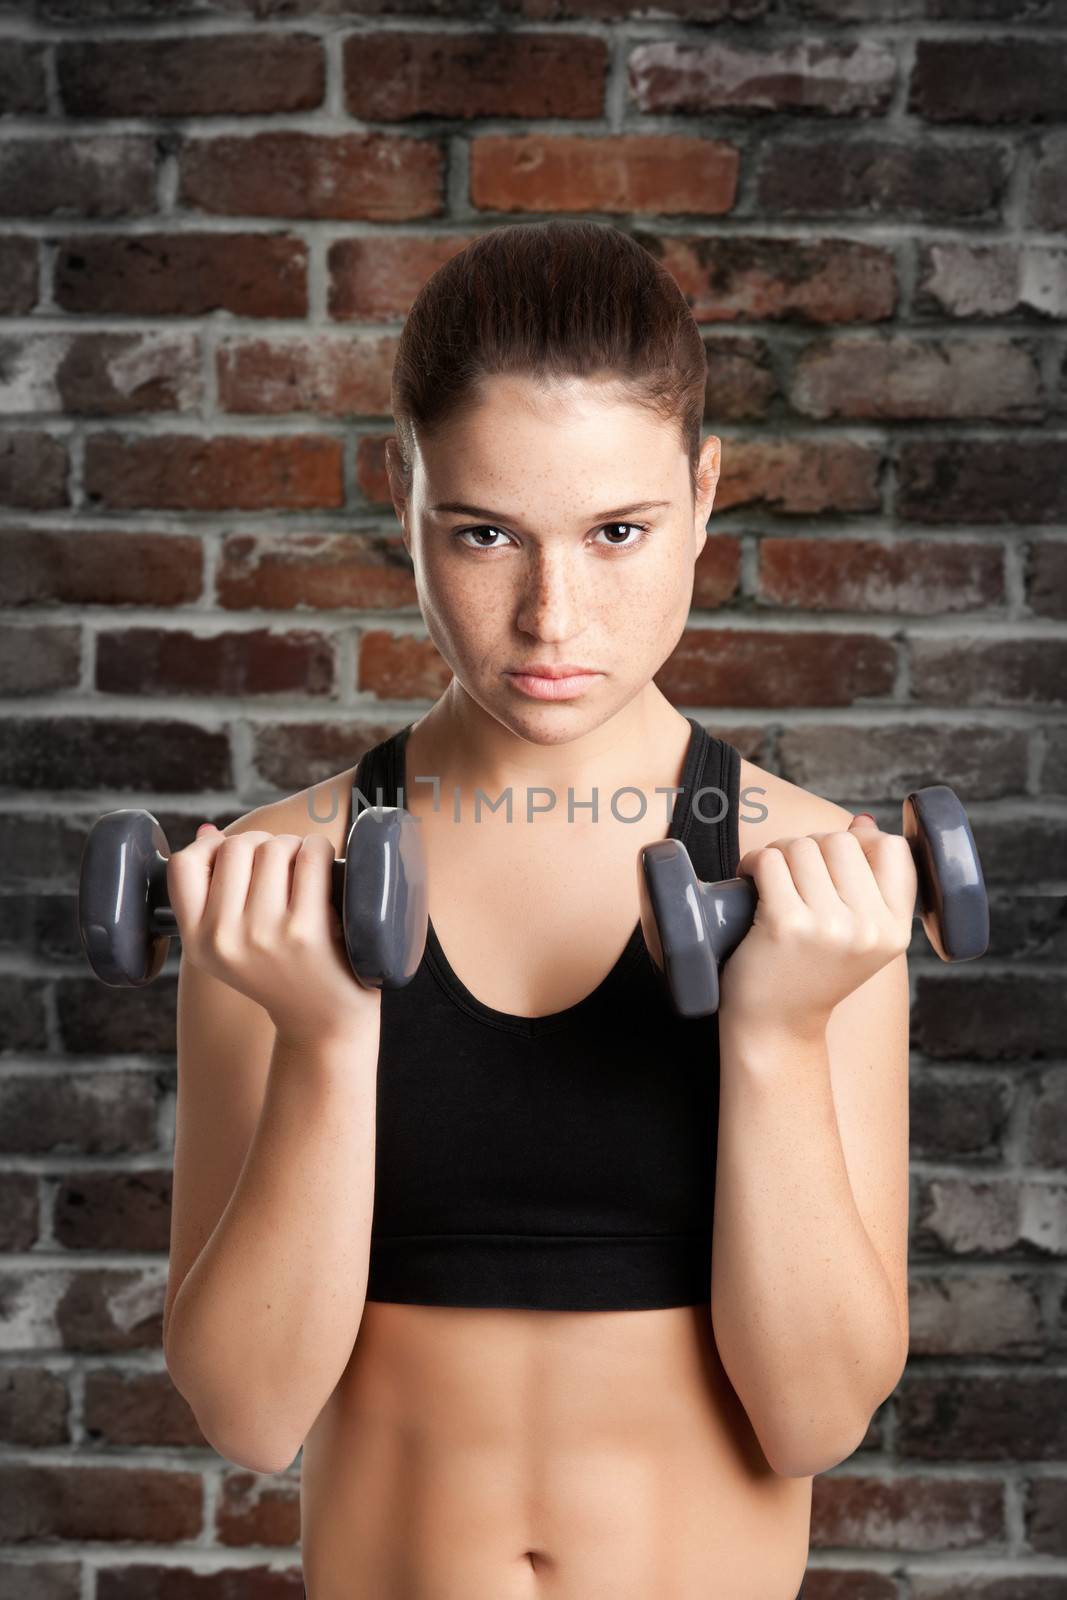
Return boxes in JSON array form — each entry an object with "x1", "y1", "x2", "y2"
[
  {"x1": 196, "y1": 822, "x2": 216, "y2": 836},
  {"x1": 857, "y1": 813, "x2": 877, "y2": 824}
]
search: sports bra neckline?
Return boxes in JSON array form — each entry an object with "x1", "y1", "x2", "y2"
[{"x1": 390, "y1": 714, "x2": 712, "y2": 1038}]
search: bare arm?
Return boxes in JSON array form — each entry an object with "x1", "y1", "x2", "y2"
[
  {"x1": 710, "y1": 1011, "x2": 907, "y2": 1480},
  {"x1": 165, "y1": 1022, "x2": 380, "y2": 1474}
]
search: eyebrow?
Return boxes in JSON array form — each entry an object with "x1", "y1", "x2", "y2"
[{"x1": 429, "y1": 499, "x2": 673, "y2": 523}]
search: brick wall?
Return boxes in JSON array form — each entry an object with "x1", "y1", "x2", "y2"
[{"x1": 0, "y1": 1, "x2": 1065, "y2": 1595}]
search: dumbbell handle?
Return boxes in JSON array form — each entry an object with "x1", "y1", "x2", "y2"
[
  {"x1": 702, "y1": 785, "x2": 989, "y2": 971},
  {"x1": 145, "y1": 857, "x2": 348, "y2": 938}
]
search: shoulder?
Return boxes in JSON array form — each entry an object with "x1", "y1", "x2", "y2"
[{"x1": 737, "y1": 754, "x2": 857, "y2": 855}]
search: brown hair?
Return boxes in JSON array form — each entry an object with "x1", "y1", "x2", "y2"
[{"x1": 387, "y1": 219, "x2": 708, "y2": 500}]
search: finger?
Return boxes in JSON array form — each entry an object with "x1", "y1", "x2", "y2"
[
  {"x1": 289, "y1": 833, "x2": 336, "y2": 928},
  {"x1": 776, "y1": 835, "x2": 843, "y2": 916},
  {"x1": 167, "y1": 825, "x2": 233, "y2": 936},
  {"x1": 243, "y1": 834, "x2": 303, "y2": 929},
  {"x1": 738, "y1": 843, "x2": 807, "y2": 917},
  {"x1": 817, "y1": 830, "x2": 888, "y2": 918}
]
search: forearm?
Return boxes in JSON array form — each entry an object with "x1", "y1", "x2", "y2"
[
  {"x1": 710, "y1": 1019, "x2": 905, "y2": 1479},
  {"x1": 165, "y1": 1024, "x2": 379, "y2": 1472}
]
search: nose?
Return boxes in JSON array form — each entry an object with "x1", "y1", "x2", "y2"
[{"x1": 514, "y1": 548, "x2": 586, "y2": 641}]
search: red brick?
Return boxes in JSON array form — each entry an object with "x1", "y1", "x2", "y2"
[
  {"x1": 717, "y1": 438, "x2": 881, "y2": 515},
  {"x1": 692, "y1": 533, "x2": 741, "y2": 609},
  {"x1": 0, "y1": 1463, "x2": 202, "y2": 1542},
  {"x1": 0, "y1": 431, "x2": 69, "y2": 509},
  {"x1": 216, "y1": 333, "x2": 396, "y2": 416},
  {"x1": 909, "y1": 38, "x2": 1067, "y2": 123},
  {"x1": 915, "y1": 242, "x2": 1067, "y2": 320},
  {"x1": 179, "y1": 132, "x2": 444, "y2": 221},
  {"x1": 759, "y1": 536, "x2": 1005, "y2": 614},
  {"x1": 344, "y1": 30, "x2": 607, "y2": 120},
  {"x1": 96, "y1": 1565, "x2": 301, "y2": 1598},
  {"x1": 629, "y1": 37, "x2": 895, "y2": 116},
  {"x1": 704, "y1": 335, "x2": 778, "y2": 419},
  {"x1": 0, "y1": 237, "x2": 38, "y2": 313},
  {"x1": 898, "y1": 439, "x2": 1067, "y2": 524},
  {"x1": 216, "y1": 531, "x2": 416, "y2": 612},
  {"x1": 655, "y1": 624, "x2": 896, "y2": 707},
  {"x1": 470, "y1": 134, "x2": 739, "y2": 216},
  {"x1": 355, "y1": 433, "x2": 391, "y2": 505},
  {"x1": 84, "y1": 433, "x2": 344, "y2": 512},
  {"x1": 811, "y1": 1471, "x2": 1005, "y2": 1550},
  {"x1": 57, "y1": 33, "x2": 324, "y2": 116},
  {"x1": 54, "y1": 233, "x2": 308, "y2": 318},
  {"x1": 0, "y1": 332, "x2": 201, "y2": 416},
  {"x1": 757, "y1": 138, "x2": 1007, "y2": 218},
  {"x1": 216, "y1": 1469, "x2": 301, "y2": 1546},
  {"x1": 95, "y1": 625, "x2": 336, "y2": 697},
  {"x1": 1, "y1": 528, "x2": 203, "y2": 608},
  {"x1": 358, "y1": 629, "x2": 452, "y2": 701},
  {"x1": 0, "y1": 136, "x2": 156, "y2": 217},
  {"x1": 84, "y1": 1369, "x2": 206, "y2": 1449},
  {"x1": 789, "y1": 334, "x2": 1044, "y2": 420},
  {"x1": 0, "y1": 622, "x2": 80, "y2": 694},
  {"x1": 328, "y1": 233, "x2": 475, "y2": 320},
  {"x1": 645, "y1": 232, "x2": 897, "y2": 323}
]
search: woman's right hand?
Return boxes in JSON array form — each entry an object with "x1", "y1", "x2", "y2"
[{"x1": 167, "y1": 824, "x2": 382, "y2": 1046}]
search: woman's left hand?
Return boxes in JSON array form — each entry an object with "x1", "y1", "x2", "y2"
[{"x1": 716, "y1": 815, "x2": 918, "y2": 1039}]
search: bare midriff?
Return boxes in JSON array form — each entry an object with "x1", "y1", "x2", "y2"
[{"x1": 300, "y1": 1301, "x2": 813, "y2": 1600}]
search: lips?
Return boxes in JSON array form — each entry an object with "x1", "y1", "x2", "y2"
[{"x1": 508, "y1": 665, "x2": 598, "y2": 679}]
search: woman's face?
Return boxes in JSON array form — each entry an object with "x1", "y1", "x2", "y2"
[{"x1": 390, "y1": 373, "x2": 720, "y2": 745}]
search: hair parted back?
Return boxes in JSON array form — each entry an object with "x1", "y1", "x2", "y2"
[{"x1": 388, "y1": 219, "x2": 709, "y2": 500}]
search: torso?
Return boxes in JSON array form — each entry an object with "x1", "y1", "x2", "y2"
[{"x1": 297, "y1": 711, "x2": 815, "y2": 1600}]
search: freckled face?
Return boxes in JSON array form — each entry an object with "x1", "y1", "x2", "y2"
[{"x1": 394, "y1": 373, "x2": 718, "y2": 743}]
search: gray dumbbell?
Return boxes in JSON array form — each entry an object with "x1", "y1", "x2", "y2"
[
  {"x1": 77, "y1": 804, "x2": 428, "y2": 991},
  {"x1": 638, "y1": 784, "x2": 989, "y2": 1019}
]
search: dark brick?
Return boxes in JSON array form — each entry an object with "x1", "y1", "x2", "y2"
[
  {"x1": 216, "y1": 530, "x2": 416, "y2": 613},
  {"x1": 0, "y1": 1368, "x2": 70, "y2": 1447},
  {"x1": 0, "y1": 1070, "x2": 160, "y2": 1155},
  {"x1": 0, "y1": 1463, "x2": 202, "y2": 1542},
  {"x1": 57, "y1": 33, "x2": 324, "y2": 117},
  {"x1": 0, "y1": 40, "x2": 47, "y2": 113},
  {"x1": 0, "y1": 622, "x2": 80, "y2": 694},
  {"x1": 0, "y1": 1172, "x2": 39, "y2": 1249},
  {"x1": 179, "y1": 132, "x2": 444, "y2": 221},
  {"x1": 896, "y1": 1374, "x2": 1067, "y2": 1460},
  {"x1": 54, "y1": 233, "x2": 308, "y2": 319},
  {"x1": 914, "y1": 973, "x2": 1065, "y2": 1061},
  {"x1": 96, "y1": 626, "x2": 336, "y2": 697},
  {"x1": 54, "y1": 1169, "x2": 171, "y2": 1252},
  {"x1": 0, "y1": 432, "x2": 68, "y2": 509},
  {"x1": 910, "y1": 38, "x2": 1067, "y2": 123},
  {"x1": 759, "y1": 537, "x2": 1004, "y2": 614},
  {"x1": 344, "y1": 30, "x2": 607, "y2": 120},
  {"x1": 898, "y1": 439, "x2": 1067, "y2": 524},
  {"x1": 0, "y1": 137, "x2": 156, "y2": 217},
  {"x1": 0, "y1": 528, "x2": 204, "y2": 608},
  {"x1": 654, "y1": 626, "x2": 898, "y2": 708},
  {"x1": 757, "y1": 138, "x2": 1007, "y2": 218},
  {"x1": 0, "y1": 237, "x2": 38, "y2": 313},
  {"x1": 84, "y1": 1369, "x2": 207, "y2": 1449}
]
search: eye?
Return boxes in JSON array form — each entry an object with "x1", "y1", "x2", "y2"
[{"x1": 452, "y1": 522, "x2": 650, "y2": 553}]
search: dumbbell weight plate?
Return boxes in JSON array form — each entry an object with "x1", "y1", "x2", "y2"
[
  {"x1": 343, "y1": 803, "x2": 428, "y2": 989},
  {"x1": 78, "y1": 808, "x2": 172, "y2": 987}
]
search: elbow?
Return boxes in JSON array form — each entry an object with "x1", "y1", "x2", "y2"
[
  {"x1": 763, "y1": 1410, "x2": 873, "y2": 1479},
  {"x1": 165, "y1": 1343, "x2": 299, "y2": 1477}
]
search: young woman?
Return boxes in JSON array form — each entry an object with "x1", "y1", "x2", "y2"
[{"x1": 163, "y1": 220, "x2": 912, "y2": 1600}]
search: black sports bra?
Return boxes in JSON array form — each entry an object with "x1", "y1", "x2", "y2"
[{"x1": 349, "y1": 714, "x2": 741, "y2": 1312}]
